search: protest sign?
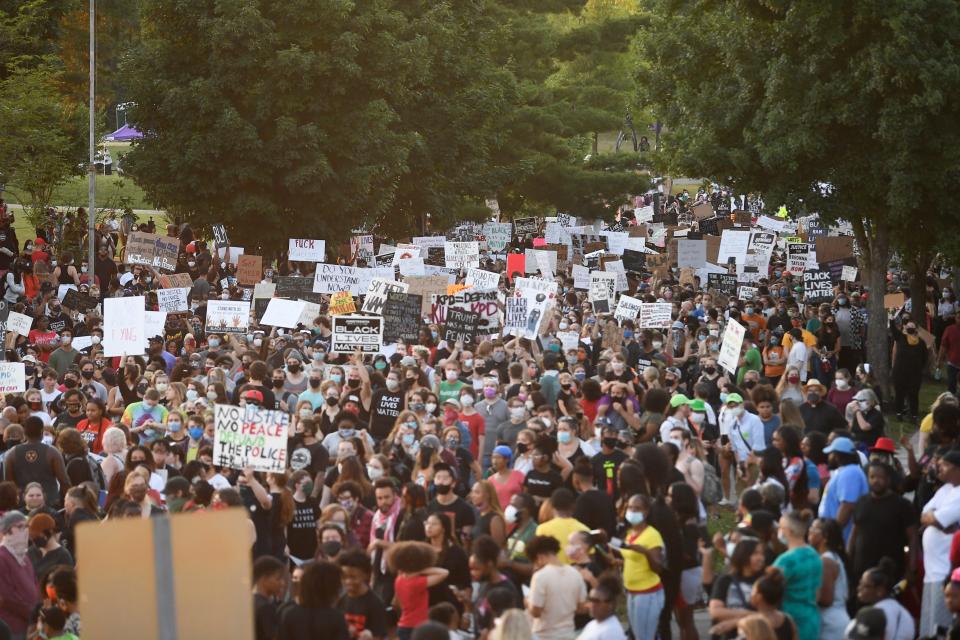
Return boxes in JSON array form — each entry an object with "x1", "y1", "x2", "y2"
[
  {"x1": 274, "y1": 276, "x2": 318, "y2": 302},
  {"x1": 557, "y1": 330, "x2": 580, "y2": 353},
  {"x1": 288, "y1": 239, "x2": 326, "y2": 262},
  {"x1": 361, "y1": 278, "x2": 409, "y2": 315},
  {"x1": 707, "y1": 273, "x2": 737, "y2": 295},
  {"x1": 392, "y1": 246, "x2": 421, "y2": 266},
  {"x1": 692, "y1": 202, "x2": 714, "y2": 220},
  {"x1": 6, "y1": 311, "x2": 32, "y2": 337},
  {"x1": 614, "y1": 295, "x2": 642, "y2": 322},
  {"x1": 803, "y1": 269, "x2": 834, "y2": 303},
  {"x1": 312, "y1": 265, "x2": 363, "y2": 296},
  {"x1": 62, "y1": 289, "x2": 98, "y2": 312},
  {"x1": 253, "y1": 282, "x2": 275, "y2": 300},
  {"x1": 443, "y1": 307, "x2": 480, "y2": 345},
  {"x1": 677, "y1": 239, "x2": 707, "y2": 269},
  {"x1": 638, "y1": 303, "x2": 672, "y2": 328},
  {"x1": 430, "y1": 289, "x2": 501, "y2": 334},
  {"x1": 503, "y1": 296, "x2": 546, "y2": 340},
  {"x1": 841, "y1": 265, "x2": 858, "y2": 282},
  {"x1": 405, "y1": 275, "x2": 450, "y2": 315},
  {"x1": 717, "y1": 230, "x2": 751, "y2": 266},
  {"x1": 206, "y1": 300, "x2": 250, "y2": 334},
  {"x1": 513, "y1": 217, "x2": 539, "y2": 238},
  {"x1": 718, "y1": 320, "x2": 746, "y2": 374},
  {"x1": 212, "y1": 224, "x2": 230, "y2": 249},
  {"x1": 157, "y1": 288, "x2": 189, "y2": 313},
  {"x1": 143, "y1": 311, "x2": 167, "y2": 344},
  {"x1": 884, "y1": 292, "x2": 906, "y2": 310},
  {"x1": 398, "y1": 258, "x2": 425, "y2": 277},
  {"x1": 0, "y1": 362, "x2": 25, "y2": 393},
  {"x1": 350, "y1": 234, "x2": 375, "y2": 265},
  {"x1": 506, "y1": 254, "x2": 525, "y2": 281},
  {"x1": 444, "y1": 241, "x2": 480, "y2": 269},
  {"x1": 699, "y1": 218, "x2": 719, "y2": 236},
  {"x1": 757, "y1": 216, "x2": 793, "y2": 234},
  {"x1": 601, "y1": 231, "x2": 629, "y2": 256},
  {"x1": 466, "y1": 268, "x2": 500, "y2": 290},
  {"x1": 104, "y1": 296, "x2": 145, "y2": 357},
  {"x1": 298, "y1": 301, "x2": 321, "y2": 326},
  {"x1": 815, "y1": 236, "x2": 855, "y2": 263},
  {"x1": 737, "y1": 286, "x2": 759, "y2": 300},
  {"x1": 787, "y1": 243, "x2": 811, "y2": 275},
  {"x1": 572, "y1": 265, "x2": 591, "y2": 290},
  {"x1": 382, "y1": 292, "x2": 422, "y2": 343},
  {"x1": 515, "y1": 277, "x2": 559, "y2": 303},
  {"x1": 329, "y1": 292, "x2": 356, "y2": 316},
  {"x1": 260, "y1": 299, "x2": 306, "y2": 328},
  {"x1": 125, "y1": 232, "x2": 181, "y2": 271},
  {"x1": 213, "y1": 404, "x2": 288, "y2": 473},
  {"x1": 236, "y1": 255, "x2": 262, "y2": 286},
  {"x1": 621, "y1": 249, "x2": 646, "y2": 273},
  {"x1": 634, "y1": 205, "x2": 654, "y2": 223},
  {"x1": 589, "y1": 272, "x2": 616, "y2": 313},
  {"x1": 482, "y1": 222, "x2": 512, "y2": 252},
  {"x1": 525, "y1": 249, "x2": 557, "y2": 275},
  {"x1": 331, "y1": 315, "x2": 384, "y2": 354},
  {"x1": 556, "y1": 213, "x2": 575, "y2": 227},
  {"x1": 159, "y1": 273, "x2": 193, "y2": 289}
]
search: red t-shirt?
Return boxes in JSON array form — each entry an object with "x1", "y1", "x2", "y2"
[
  {"x1": 580, "y1": 397, "x2": 600, "y2": 424},
  {"x1": 943, "y1": 324, "x2": 960, "y2": 366},
  {"x1": 459, "y1": 412, "x2": 485, "y2": 458},
  {"x1": 76, "y1": 417, "x2": 111, "y2": 454},
  {"x1": 394, "y1": 574, "x2": 429, "y2": 629}
]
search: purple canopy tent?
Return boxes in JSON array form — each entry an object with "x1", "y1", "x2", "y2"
[{"x1": 104, "y1": 124, "x2": 143, "y2": 142}]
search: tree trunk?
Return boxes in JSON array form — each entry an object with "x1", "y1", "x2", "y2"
[
  {"x1": 853, "y1": 215, "x2": 893, "y2": 401},
  {"x1": 592, "y1": 132, "x2": 599, "y2": 156},
  {"x1": 909, "y1": 248, "x2": 934, "y2": 330}
]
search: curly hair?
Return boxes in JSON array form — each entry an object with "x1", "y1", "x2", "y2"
[{"x1": 387, "y1": 541, "x2": 437, "y2": 574}]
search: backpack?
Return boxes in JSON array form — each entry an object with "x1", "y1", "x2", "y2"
[{"x1": 700, "y1": 460, "x2": 723, "y2": 506}]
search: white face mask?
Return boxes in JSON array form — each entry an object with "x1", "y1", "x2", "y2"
[
  {"x1": 835, "y1": 379, "x2": 849, "y2": 390},
  {"x1": 386, "y1": 379, "x2": 400, "y2": 392},
  {"x1": 460, "y1": 396, "x2": 474, "y2": 407},
  {"x1": 425, "y1": 403, "x2": 437, "y2": 414},
  {"x1": 366, "y1": 465, "x2": 383, "y2": 480},
  {"x1": 858, "y1": 400, "x2": 870, "y2": 411},
  {"x1": 42, "y1": 435, "x2": 54, "y2": 446},
  {"x1": 503, "y1": 504, "x2": 518, "y2": 524}
]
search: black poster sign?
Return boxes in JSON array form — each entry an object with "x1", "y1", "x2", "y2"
[{"x1": 382, "y1": 292, "x2": 423, "y2": 344}]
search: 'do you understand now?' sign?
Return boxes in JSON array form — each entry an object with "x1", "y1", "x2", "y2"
[{"x1": 213, "y1": 404, "x2": 288, "y2": 473}]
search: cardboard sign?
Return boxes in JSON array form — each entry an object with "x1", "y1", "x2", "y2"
[
  {"x1": 6, "y1": 311, "x2": 32, "y2": 337},
  {"x1": 677, "y1": 239, "x2": 707, "y2": 269},
  {"x1": 288, "y1": 239, "x2": 326, "y2": 262},
  {"x1": 718, "y1": 319, "x2": 746, "y2": 374},
  {"x1": 382, "y1": 292, "x2": 423, "y2": 344},
  {"x1": 737, "y1": 285, "x2": 759, "y2": 300},
  {"x1": 350, "y1": 234, "x2": 375, "y2": 265},
  {"x1": 157, "y1": 288, "x2": 189, "y2": 313},
  {"x1": 104, "y1": 296, "x2": 146, "y2": 357},
  {"x1": 214, "y1": 404, "x2": 288, "y2": 472},
  {"x1": 815, "y1": 236, "x2": 854, "y2": 263},
  {"x1": 311, "y1": 265, "x2": 364, "y2": 296},
  {"x1": 62, "y1": 289, "x2": 99, "y2": 312},
  {"x1": 77, "y1": 510, "x2": 254, "y2": 640},
  {"x1": 884, "y1": 292, "x2": 906, "y2": 310},
  {"x1": 205, "y1": 300, "x2": 250, "y2": 334},
  {"x1": 803, "y1": 269, "x2": 834, "y2": 303},
  {"x1": 331, "y1": 315, "x2": 384, "y2": 354},
  {"x1": 430, "y1": 289, "x2": 502, "y2": 334},
  {"x1": 443, "y1": 307, "x2": 480, "y2": 345},
  {"x1": 125, "y1": 232, "x2": 180, "y2": 271},
  {"x1": 466, "y1": 268, "x2": 500, "y2": 290},
  {"x1": 260, "y1": 299, "x2": 306, "y2": 328},
  {"x1": 483, "y1": 222, "x2": 512, "y2": 252},
  {"x1": 233, "y1": 254, "x2": 261, "y2": 286},
  {"x1": 329, "y1": 291, "x2": 356, "y2": 316},
  {"x1": 717, "y1": 230, "x2": 751, "y2": 266},
  {"x1": 361, "y1": 278, "x2": 409, "y2": 315},
  {"x1": 692, "y1": 202, "x2": 714, "y2": 220},
  {"x1": 0, "y1": 362, "x2": 25, "y2": 392},
  {"x1": 159, "y1": 273, "x2": 193, "y2": 289},
  {"x1": 444, "y1": 241, "x2": 480, "y2": 270},
  {"x1": 638, "y1": 303, "x2": 672, "y2": 328},
  {"x1": 405, "y1": 275, "x2": 451, "y2": 315},
  {"x1": 211, "y1": 224, "x2": 230, "y2": 249}
]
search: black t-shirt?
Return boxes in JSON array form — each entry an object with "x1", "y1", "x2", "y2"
[
  {"x1": 369, "y1": 388, "x2": 404, "y2": 441},
  {"x1": 278, "y1": 603, "x2": 349, "y2": 640},
  {"x1": 573, "y1": 489, "x2": 617, "y2": 538},
  {"x1": 287, "y1": 496, "x2": 320, "y2": 561},
  {"x1": 240, "y1": 485, "x2": 275, "y2": 559},
  {"x1": 429, "y1": 543, "x2": 471, "y2": 611},
  {"x1": 254, "y1": 593, "x2": 280, "y2": 640},
  {"x1": 851, "y1": 492, "x2": 917, "y2": 579},
  {"x1": 287, "y1": 437, "x2": 329, "y2": 479},
  {"x1": 47, "y1": 312, "x2": 73, "y2": 334},
  {"x1": 524, "y1": 467, "x2": 564, "y2": 502},
  {"x1": 427, "y1": 497, "x2": 476, "y2": 545},
  {"x1": 339, "y1": 590, "x2": 388, "y2": 640},
  {"x1": 799, "y1": 401, "x2": 846, "y2": 436},
  {"x1": 851, "y1": 408, "x2": 885, "y2": 447},
  {"x1": 592, "y1": 449, "x2": 628, "y2": 501}
]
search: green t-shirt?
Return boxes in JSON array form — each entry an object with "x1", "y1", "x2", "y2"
[
  {"x1": 737, "y1": 347, "x2": 763, "y2": 384},
  {"x1": 438, "y1": 380, "x2": 467, "y2": 404}
]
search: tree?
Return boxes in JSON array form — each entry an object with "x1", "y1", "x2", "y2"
[
  {"x1": 0, "y1": 62, "x2": 87, "y2": 218},
  {"x1": 635, "y1": 0, "x2": 960, "y2": 392}
]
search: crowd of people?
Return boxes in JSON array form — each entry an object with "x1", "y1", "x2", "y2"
[{"x1": 0, "y1": 193, "x2": 958, "y2": 640}]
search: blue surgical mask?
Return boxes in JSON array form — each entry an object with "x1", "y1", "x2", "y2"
[
  {"x1": 549, "y1": 343, "x2": 561, "y2": 353},
  {"x1": 557, "y1": 431, "x2": 572, "y2": 444},
  {"x1": 625, "y1": 510, "x2": 644, "y2": 526},
  {"x1": 188, "y1": 427, "x2": 204, "y2": 440},
  {"x1": 719, "y1": 392, "x2": 728, "y2": 403},
  {"x1": 340, "y1": 428, "x2": 356, "y2": 438},
  {"x1": 623, "y1": 330, "x2": 634, "y2": 339},
  {"x1": 402, "y1": 433, "x2": 416, "y2": 446},
  {"x1": 167, "y1": 421, "x2": 183, "y2": 433},
  {"x1": 331, "y1": 374, "x2": 342, "y2": 384},
  {"x1": 574, "y1": 371, "x2": 586, "y2": 382}
]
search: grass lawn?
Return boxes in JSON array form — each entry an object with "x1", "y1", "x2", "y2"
[{"x1": 2, "y1": 142, "x2": 153, "y2": 211}]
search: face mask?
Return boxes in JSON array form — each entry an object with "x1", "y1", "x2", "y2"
[
  {"x1": 402, "y1": 433, "x2": 416, "y2": 446},
  {"x1": 719, "y1": 392, "x2": 728, "y2": 403},
  {"x1": 703, "y1": 366, "x2": 716, "y2": 375},
  {"x1": 492, "y1": 351, "x2": 506, "y2": 363},
  {"x1": 366, "y1": 465, "x2": 383, "y2": 480},
  {"x1": 472, "y1": 378, "x2": 484, "y2": 391},
  {"x1": 208, "y1": 338, "x2": 220, "y2": 348},
  {"x1": 206, "y1": 391, "x2": 218, "y2": 401},
  {"x1": 340, "y1": 428, "x2": 356, "y2": 439},
  {"x1": 445, "y1": 370, "x2": 458, "y2": 381},
  {"x1": 321, "y1": 541, "x2": 342, "y2": 557},
  {"x1": 461, "y1": 395, "x2": 474, "y2": 407},
  {"x1": 557, "y1": 431, "x2": 571, "y2": 444},
  {"x1": 652, "y1": 341, "x2": 663, "y2": 350},
  {"x1": 42, "y1": 434, "x2": 54, "y2": 446},
  {"x1": 155, "y1": 382, "x2": 168, "y2": 393},
  {"x1": 165, "y1": 419, "x2": 183, "y2": 433},
  {"x1": 611, "y1": 363, "x2": 625, "y2": 375},
  {"x1": 299, "y1": 409, "x2": 313, "y2": 420},
  {"x1": 574, "y1": 371, "x2": 585, "y2": 381},
  {"x1": 309, "y1": 378, "x2": 321, "y2": 388},
  {"x1": 288, "y1": 363, "x2": 301, "y2": 373},
  {"x1": 347, "y1": 378, "x2": 360, "y2": 389},
  {"x1": 331, "y1": 374, "x2": 342, "y2": 384},
  {"x1": 726, "y1": 541, "x2": 737, "y2": 558},
  {"x1": 435, "y1": 483, "x2": 452, "y2": 495},
  {"x1": 188, "y1": 427, "x2": 204, "y2": 440},
  {"x1": 835, "y1": 378, "x2": 849, "y2": 390},
  {"x1": 483, "y1": 387, "x2": 498, "y2": 399},
  {"x1": 731, "y1": 406, "x2": 744, "y2": 417},
  {"x1": 386, "y1": 379, "x2": 400, "y2": 392},
  {"x1": 516, "y1": 442, "x2": 528, "y2": 455},
  {"x1": 807, "y1": 392, "x2": 821, "y2": 404},
  {"x1": 625, "y1": 510, "x2": 644, "y2": 526},
  {"x1": 425, "y1": 403, "x2": 437, "y2": 414},
  {"x1": 858, "y1": 400, "x2": 870, "y2": 411},
  {"x1": 184, "y1": 388, "x2": 198, "y2": 402},
  {"x1": 525, "y1": 400, "x2": 535, "y2": 411},
  {"x1": 510, "y1": 407, "x2": 525, "y2": 420},
  {"x1": 504, "y1": 504, "x2": 518, "y2": 524},
  {"x1": 602, "y1": 437, "x2": 619, "y2": 449},
  {"x1": 374, "y1": 361, "x2": 387, "y2": 371}
]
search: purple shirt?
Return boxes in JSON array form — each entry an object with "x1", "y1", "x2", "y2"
[{"x1": 0, "y1": 545, "x2": 39, "y2": 634}]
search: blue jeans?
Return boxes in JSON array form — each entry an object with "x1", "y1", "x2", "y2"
[{"x1": 628, "y1": 588, "x2": 665, "y2": 640}]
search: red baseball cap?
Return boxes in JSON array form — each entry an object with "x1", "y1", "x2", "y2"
[{"x1": 242, "y1": 389, "x2": 264, "y2": 404}]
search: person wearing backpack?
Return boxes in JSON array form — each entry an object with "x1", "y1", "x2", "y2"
[
  {"x1": 670, "y1": 424, "x2": 722, "y2": 512},
  {"x1": 54, "y1": 428, "x2": 103, "y2": 490}
]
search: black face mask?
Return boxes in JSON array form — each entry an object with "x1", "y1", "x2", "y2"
[
  {"x1": 703, "y1": 366, "x2": 716, "y2": 375},
  {"x1": 515, "y1": 442, "x2": 528, "y2": 455},
  {"x1": 435, "y1": 483, "x2": 452, "y2": 495},
  {"x1": 326, "y1": 396, "x2": 338, "y2": 406},
  {"x1": 348, "y1": 378, "x2": 361, "y2": 389},
  {"x1": 81, "y1": 370, "x2": 94, "y2": 380},
  {"x1": 602, "y1": 437, "x2": 619, "y2": 450},
  {"x1": 272, "y1": 379, "x2": 284, "y2": 388},
  {"x1": 309, "y1": 379, "x2": 321, "y2": 388},
  {"x1": 32, "y1": 535, "x2": 49, "y2": 548},
  {"x1": 288, "y1": 364, "x2": 301, "y2": 373},
  {"x1": 64, "y1": 379, "x2": 78, "y2": 389},
  {"x1": 320, "y1": 540, "x2": 342, "y2": 557}
]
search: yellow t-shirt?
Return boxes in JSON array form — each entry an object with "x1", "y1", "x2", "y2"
[
  {"x1": 621, "y1": 525, "x2": 664, "y2": 592},
  {"x1": 535, "y1": 517, "x2": 589, "y2": 564},
  {"x1": 920, "y1": 412, "x2": 933, "y2": 433},
  {"x1": 783, "y1": 328, "x2": 818, "y2": 352}
]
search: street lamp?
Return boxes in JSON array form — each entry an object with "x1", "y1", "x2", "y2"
[{"x1": 87, "y1": 0, "x2": 95, "y2": 275}]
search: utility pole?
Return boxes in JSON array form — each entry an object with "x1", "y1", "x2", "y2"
[{"x1": 87, "y1": 0, "x2": 96, "y2": 276}]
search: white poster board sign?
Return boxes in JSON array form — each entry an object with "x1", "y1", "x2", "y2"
[
  {"x1": 260, "y1": 299, "x2": 306, "y2": 329},
  {"x1": 718, "y1": 320, "x2": 746, "y2": 375},
  {"x1": 288, "y1": 239, "x2": 326, "y2": 262},
  {"x1": 103, "y1": 296, "x2": 145, "y2": 357}
]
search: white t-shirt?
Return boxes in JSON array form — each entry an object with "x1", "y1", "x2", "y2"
[
  {"x1": 529, "y1": 563, "x2": 587, "y2": 640},
  {"x1": 921, "y1": 482, "x2": 960, "y2": 581},
  {"x1": 40, "y1": 388, "x2": 62, "y2": 411},
  {"x1": 577, "y1": 616, "x2": 627, "y2": 640},
  {"x1": 787, "y1": 341, "x2": 809, "y2": 381},
  {"x1": 874, "y1": 597, "x2": 915, "y2": 640}
]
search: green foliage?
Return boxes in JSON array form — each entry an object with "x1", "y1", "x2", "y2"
[{"x1": 0, "y1": 61, "x2": 87, "y2": 220}]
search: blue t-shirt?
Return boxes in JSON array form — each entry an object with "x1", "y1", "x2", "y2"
[
  {"x1": 803, "y1": 459, "x2": 821, "y2": 491},
  {"x1": 761, "y1": 415, "x2": 781, "y2": 450},
  {"x1": 818, "y1": 463, "x2": 868, "y2": 541}
]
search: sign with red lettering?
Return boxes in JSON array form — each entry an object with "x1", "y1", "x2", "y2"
[
  {"x1": 213, "y1": 404, "x2": 289, "y2": 473},
  {"x1": 287, "y1": 238, "x2": 326, "y2": 262}
]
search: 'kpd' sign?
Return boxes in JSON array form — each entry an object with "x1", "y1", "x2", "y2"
[{"x1": 331, "y1": 315, "x2": 383, "y2": 354}]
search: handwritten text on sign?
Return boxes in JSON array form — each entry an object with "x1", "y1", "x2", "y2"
[
  {"x1": 288, "y1": 239, "x2": 326, "y2": 262},
  {"x1": 213, "y1": 404, "x2": 288, "y2": 473}
]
